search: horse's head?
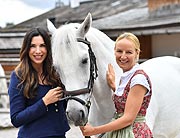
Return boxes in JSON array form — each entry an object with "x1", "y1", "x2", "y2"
[
  {"x1": 47, "y1": 13, "x2": 96, "y2": 126},
  {"x1": 47, "y1": 13, "x2": 119, "y2": 127}
]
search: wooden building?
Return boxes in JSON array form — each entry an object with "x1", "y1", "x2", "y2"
[
  {"x1": 148, "y1": 0, "x2": 180, "y2": 11},
  {"x1": 1, "y1": 0, "x2": 180, "y2": 78}
]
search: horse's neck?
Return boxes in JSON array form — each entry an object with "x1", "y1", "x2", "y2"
[
  {"x1": 88, "y1": 29, "x2": 122, "y2": 93},
  {"x1": 88, "y1": 83, "x2": 115, "y2": 126},
  {"x1": 87, "y1": 28, "x2": 117, "y2": 69},
  {"x1": 86, "y1": 29, "x2": 122, "y2": 126}
]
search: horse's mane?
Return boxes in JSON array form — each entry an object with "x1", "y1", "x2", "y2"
[
  {"x1": 52, "y1": 22, "x2": 115, "y2": 65},
  {"x1": 86, "y1": 27, "x2": 116, "y2": 69}
]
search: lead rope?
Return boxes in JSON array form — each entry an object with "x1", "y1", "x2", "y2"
[
  {"x1": 84, "y1": 38, "x2": 97, "y2": 138},
  {"x1": 84, "y1": 39, "x2": 105, "y2": 138},
  {"x1": 84, "y1": 101, "x2": 91, "y2": 138},
  {"x1": 76, "y1": 38, "x2": 101, "y2": 138}
]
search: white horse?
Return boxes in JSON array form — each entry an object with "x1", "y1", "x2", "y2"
[
  {"x1": 0, "y1": 64, "x2": 8, "y2": 109},
  {"x1": 47, "y1": 13, "x2": 180, "y2": 138},
  {"x1": 0, "y1": 64, "x2": 10, "y2": 128}
]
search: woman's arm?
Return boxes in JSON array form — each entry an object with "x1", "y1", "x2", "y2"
[
  {"x1": 80, "y1": 84, "x2": 147, "y2": 136},
  {"x1": 8, "y1": 72, "x2": 47, "y2": 127}
]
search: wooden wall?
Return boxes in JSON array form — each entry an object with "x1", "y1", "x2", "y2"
[
  {"x1": 138, "y1": 35, "x2": 152, "y2": 63},
  {"x1": 0, "y1": 49, "x2": 20, "y2": 84},
  {"x1": 148, "y1": 0, "x2": 180, "y2": 11}
]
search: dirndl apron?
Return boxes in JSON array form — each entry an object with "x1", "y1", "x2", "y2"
[{"x1": 105, "y1": 113, "x2": 146, "y2": 138}]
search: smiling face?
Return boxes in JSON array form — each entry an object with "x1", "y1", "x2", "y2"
[
  {"x1": 28, "y1": 35, "x2": 47, "y2": 69},
  {"x1": 115, "y1": 38, "x2": 139, "y2": 72}
]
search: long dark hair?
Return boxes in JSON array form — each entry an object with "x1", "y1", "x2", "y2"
[{"x1": 15, "y1": 27, "x2": 63, "y2": 98}]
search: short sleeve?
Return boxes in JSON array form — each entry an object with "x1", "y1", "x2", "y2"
[{"x1": 130, "y1": 74, "x2": 150, "y2": 96}]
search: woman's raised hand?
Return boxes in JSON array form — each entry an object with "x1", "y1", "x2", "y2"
[{"x1": 106, "y1": 64, "x2": 116, "y2": 92}]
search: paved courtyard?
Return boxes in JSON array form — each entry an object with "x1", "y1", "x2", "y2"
[
  {"x1": 0, "y1": 111, "x2": 83, "y2": 138},
  {"x1": 0, "y1": 124, "x2": 83, "y2": 138}
]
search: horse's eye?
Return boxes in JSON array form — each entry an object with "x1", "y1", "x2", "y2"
[{"x1": 82, "y1": 58, "x2": 88, "y2": 64}]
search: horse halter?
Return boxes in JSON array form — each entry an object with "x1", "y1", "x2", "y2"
[
  {"x1": 60, "y1": 37, "x2": 98, "y2": 113},
  {"x1": 59, "y1": 38, "x2": 105, "y2": 138}
]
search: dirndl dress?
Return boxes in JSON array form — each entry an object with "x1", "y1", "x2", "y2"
[{"x1": 105, "y1": 70, "x2": 153, "y2": 138}]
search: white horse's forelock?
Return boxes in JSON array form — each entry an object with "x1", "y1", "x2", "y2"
[
  {"x1": 52, "y1": 23, "x2": 91, "y2": 85},
  {"x1": 52, "y1": 23, "x2": 79, "y2": 62}
]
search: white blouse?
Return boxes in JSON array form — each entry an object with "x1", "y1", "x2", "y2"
[{"x1": 115, "y1": 63, "x2": 150, "y2": 96}]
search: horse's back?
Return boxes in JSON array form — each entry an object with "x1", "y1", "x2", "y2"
[{"x1": 140, "y1": 56, "x2": 180, "y2": 137}]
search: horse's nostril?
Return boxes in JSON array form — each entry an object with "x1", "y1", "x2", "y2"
[
  {"x1": 66, "y1": 111, "x2": 70, "y2": 119},
  {"x1": 80, "y1": 110, "x2": 84, "y2": 118}
]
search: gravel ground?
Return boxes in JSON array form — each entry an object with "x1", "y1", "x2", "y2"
[{"x1": 0, "y1": 124, "x2": 83, "y2": 138}]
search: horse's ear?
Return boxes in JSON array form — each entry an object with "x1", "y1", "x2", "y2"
[
  {"x1": 47, "y1": 19, "x2": 57, "y2": 34},
  {"x1": 78, "y1": 13, "x2": 92, "y2": 38}
]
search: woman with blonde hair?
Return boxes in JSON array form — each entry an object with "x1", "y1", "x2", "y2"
[{"x1": 80, "y1": 32, "x2": 153, "y2": 138}]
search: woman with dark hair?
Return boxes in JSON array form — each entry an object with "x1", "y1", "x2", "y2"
[{"x1": 8, "y1": 27, "x2": 70, "y2": 138}]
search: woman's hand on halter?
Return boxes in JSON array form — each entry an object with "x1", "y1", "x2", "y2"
[
  {"x1": 106, "y1": 64, "x2": 116, "y2": 92},
  {"x1": 42, "y1": 87, "x2": 63, "y2": 106},
  {"x1": 80, "y1": 123, "x2": 96, "y2": 137}
]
